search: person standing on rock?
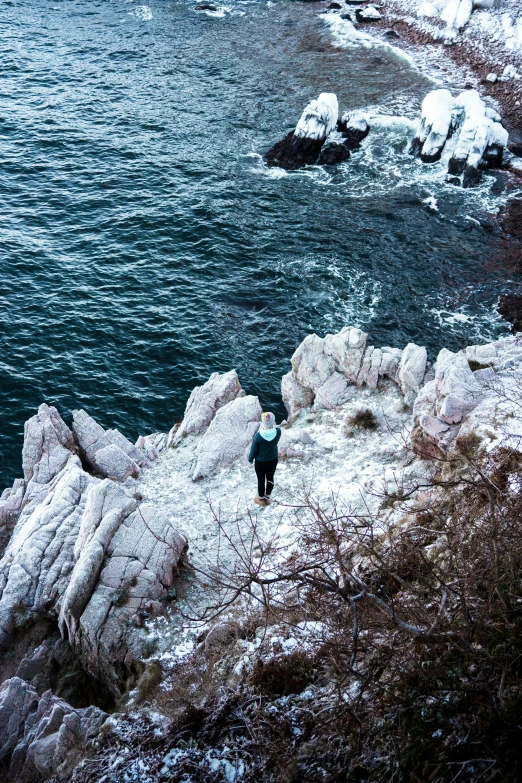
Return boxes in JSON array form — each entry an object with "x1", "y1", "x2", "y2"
[{"x1": 248, "y1": 412, "x2": 281, "y2": 506}]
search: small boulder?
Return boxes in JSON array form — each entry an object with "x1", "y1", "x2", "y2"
[{"x1": 355, "y1": 5, "x2": 382, "y2": 21}]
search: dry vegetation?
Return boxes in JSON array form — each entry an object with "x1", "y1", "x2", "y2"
[{"x1": 68, "y1": 438, "x2": 522, "y2": 783}]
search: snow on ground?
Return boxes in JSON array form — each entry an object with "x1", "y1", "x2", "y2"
[{"x1": 136, "y1": 383, "x2": 433, "y2": 657}]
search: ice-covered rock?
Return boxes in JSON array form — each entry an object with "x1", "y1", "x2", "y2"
[
  {"x1": 409, "y1": 89, "x2": 457, "y2": 163},
  {"x1": 410, "y1": 88, "x2": 508, "y2": 187},
  {"x1": 265, "y1": 93, "x2": 339, "y2": 170},
  {"x1": 355, "y1": 5, "x2": 382, "y2": 22},
  {"x1": 72, "y1": 409, "x2": 148, "y2": 480},
  {"x1": 192, "y1": 395, "x2": 263, "y2": 480},
  {"x1": 447, "y1": 90, "x2": 508, "y2": 186},
  {"x1": 3, "y1": 680, "x2": 106, "y2": 782},
  {"x1": 171, "y1": 370, "x2": 245, "y2": 444}
]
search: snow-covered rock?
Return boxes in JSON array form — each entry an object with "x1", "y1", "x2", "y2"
[
  {"x1": 411, "y1": 336, "x2": 522, "y2": 457},
  {"x1": 192, "y1": 395, "x2": 262, "y2": 480},
  {"x1": 355, "y1": 5, "x2": 382, "y2": 21},
  {"x1": 410, "y1": 88, "x2": 508, "y2": 187},
  {"x1": 265, "y1": 93, "x2": 339, "y2": 169},
  {"x1": 282, "y1": 327, "x2": 409, "y2": 414},
  {"x1": 171, "y1": 369, "x2": 245, "y2": 444},
  {"x1": 440, "y1": 0, "x2": 473, "y2": 37},
  {"x1": 398, "y1": 343, "x2": 428, "y2": 406}
]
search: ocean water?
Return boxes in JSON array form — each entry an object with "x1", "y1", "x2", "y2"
[{"x1": 0, "y1": 0, "x2": 515, "y2": 489}]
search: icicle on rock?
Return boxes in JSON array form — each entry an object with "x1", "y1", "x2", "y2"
[
  {"x1": 318, "y1": 111, "x2": 370, "y2": 165},
  {"x1": 409, "y1": 88, "x2": 508, "y2": 187},
  {"x1": 264, "y1": 93, "x2": 339, "y2": 170}
]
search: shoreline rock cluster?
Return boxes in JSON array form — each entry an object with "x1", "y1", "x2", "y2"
[
  {"x1": 264, "y1": 92, "x2": 370, "y2": 169},
  {"x1": 1, "y1": 322, "x2": 522, "y2": 778}
]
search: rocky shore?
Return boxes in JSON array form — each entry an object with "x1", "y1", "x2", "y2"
[
  {"x1": 2, "y1": 319, "x2": 522, "y2": 780},
  {"x1": 2, "y1": 3, "x2": 522, "y2": 780}
]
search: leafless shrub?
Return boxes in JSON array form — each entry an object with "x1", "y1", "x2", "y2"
[{"x1": 346, "y1": 408, "x2": 378, "y2": 432}]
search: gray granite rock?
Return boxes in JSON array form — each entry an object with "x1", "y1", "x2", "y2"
[
  {"x1": 192, "y1": 395, "x2": 262, "y2": 480},
  {"x1": 8, "y1": 685, "x2": 106, "y2": 781},
  {"x1": 22, "y1": 404, "x2": 76, "y2": 486},
  {"x1": 0, "y1": 677, "x2": 39, "y2": 761},
  {"x1": 72, "y1": 409, "x2": 148, "y2": 480},
  {"x1": 281, "y1": 372, "x2": 314, "y2": 418},
  {"x1": 172, "y1": 370, "x2": 245, "y2": 445}
]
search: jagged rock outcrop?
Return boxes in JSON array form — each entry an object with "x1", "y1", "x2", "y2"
[
  {"x1": 282, "y1": 326, "x2": 405, "y2": 416},
  {"x1": 72, "y1": 409, "x2": 148, "y2": 481},
  {"x1": 0, "y1": 478, "x2": 24, "y2": 555},
  {"x1": 265, "y1": 93, "x2": 339, "y2": 170},
  {"x1": 0, "y1": 404, "x2": 187, "y2": 696},
  {"x1": 169, "y1": 369, "x2": 245, "y2": 446},
  {"x1": 192, "y1": 395, "x2": 262, "y2": 480},
  {"x1": 409, "y1": 88, "x2": 508, "y2": 187},
  {"x1": 0, "y1": 676, "x2": 106, "y2": 782},
  {"x1": 0, "y1": 676, "x2": 39, "y2": 760},
  {"x1": 412, "y1": 336, "x2": 522, "y2": 457},
  {"x1": 59, "y1": 479, "x2": 187, "y2": 690}
]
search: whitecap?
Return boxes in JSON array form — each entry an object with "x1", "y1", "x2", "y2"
[{"x1": 129, "y1": 5, "x2": 153, "y2": 20}]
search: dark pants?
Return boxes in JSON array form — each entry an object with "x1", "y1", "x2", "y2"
[{"x1": 255, "y1": 458, "x2": 278, "y2": 499}]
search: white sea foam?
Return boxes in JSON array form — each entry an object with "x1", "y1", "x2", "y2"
[
  {"x1": 129, "y1": 4, "x2": 153, "y2": 20},
  {"x1": 320, "y1": 12, "x2": 416, "y2": 67}
]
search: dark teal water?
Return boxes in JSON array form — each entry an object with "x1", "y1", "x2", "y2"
[{"x1": 0, "y1": 0, "x2": 512, "y2": 489}]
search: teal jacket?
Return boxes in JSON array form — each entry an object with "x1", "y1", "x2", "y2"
[{"x1": 248, "y1": 428, "x2": 281, "y2": 463}]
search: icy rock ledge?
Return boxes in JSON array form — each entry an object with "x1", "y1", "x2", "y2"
[
  {"x1": 409, "y1": 88, "x2": 508, "y2": 187},
  {"x1": 264, "y1": 94, "x2": 370, "y2": 170}
]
